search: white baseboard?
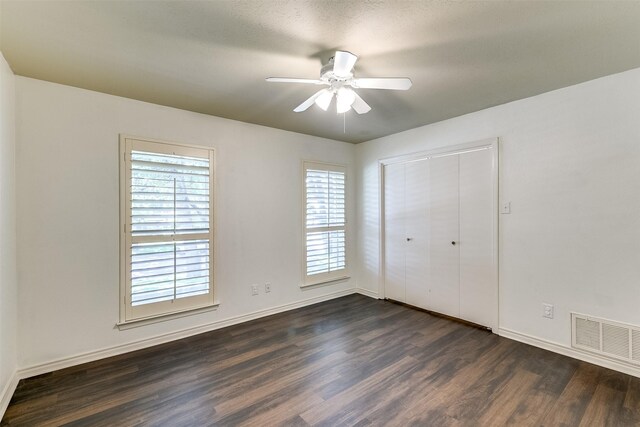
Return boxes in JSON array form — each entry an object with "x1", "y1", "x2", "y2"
[
  {"x1": 18, "y1": 288, "x2": 357, "y2": 380},
  {"x1": 356, "y1": 287, "x2": 380, "y2": 299},
  {"x1": 0, "y1": 370, "x2": 19, "y2": 420},
  {"x1": 499, "y1": 327, "x2": 640, "y2": 379}
]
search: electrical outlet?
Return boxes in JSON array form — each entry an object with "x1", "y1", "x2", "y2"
[
  {"x1": 251, "y1": 285, "x2": 259, "y2": 296},
  {"x1": 265, "y1": 283, "x2": 271, "y2": 293},
  {"x1": 542, "y1": 303, "x2": 554, "y2": 319}
]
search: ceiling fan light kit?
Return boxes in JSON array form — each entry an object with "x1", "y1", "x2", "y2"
[
  {"x1": 336, "y1": 87, "x2": 356, "y2": 113},
  {"x1": 315, "y1": 89, "x2": 334, "y2": 111},
  {"x1": 266, "y1": 50, "x2": 412, "y2": 115}
]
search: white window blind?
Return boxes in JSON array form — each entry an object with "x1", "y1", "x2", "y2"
[
  {"x1": 121, "y1": 137, "x2": 215, "y2": 322},
  {"x1": 304, "y1": 162, "x2": 347, "y2": 285}
]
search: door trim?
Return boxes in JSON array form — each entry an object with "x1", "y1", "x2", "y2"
[{"x1": 378, "y1": 137, "x2": 499, "y2": 330}]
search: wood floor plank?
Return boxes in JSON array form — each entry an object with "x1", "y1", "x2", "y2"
[
  {"x1": 213, "y1": 351, "x2": 344, "y2": 416},
  {"x1": 3, "y1": 295, "x2": 639, "y2": 426},
  {"x1": 538, "y1": 363, "x2": 602, "y2": 427},
  {"x1": 475, "y1": 368, "x2": 541, "y2": 426},
  {"x1": 299, "y1": 356, "x2": 418, "y2": 426},
  {"x1": 502, "y1": 347, "x2": 575, "y2": 426},
  {"x1": 579, "y1": 383, "x2": 627, "y2": 427},
  {"x1": 619, "y1": 376, "x2": 640, "y2": 425}
]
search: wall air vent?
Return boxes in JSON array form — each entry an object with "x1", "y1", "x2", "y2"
[
  {"x1": 575, "y1": 317, "x2": 600, "y2": 350},
  {"x1": 572, "y1": 313, "x2": 640, "y2": 366},
  {"x1": 633, "y1": 330, "x2": 640, "y2": 363}
]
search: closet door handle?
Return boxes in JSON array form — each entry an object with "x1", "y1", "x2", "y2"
[
  {"x1": 406, "y1": 238, "x2": 413, "y2": 242},
  {"x1": 451, "y1": 241, "x2": 456, "y2": 245}
]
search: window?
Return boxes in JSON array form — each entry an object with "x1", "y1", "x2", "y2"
[
  {"x1": 120, "y1": 136, "x2": 215, "y2": 323},
  {"x1": 303, "y1": 161, "x2": 347, "y2": 285}
]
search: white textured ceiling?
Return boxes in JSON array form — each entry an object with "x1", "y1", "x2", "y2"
[{"x1": 2, "y1": 0, "x2": 640, "y2": 143}]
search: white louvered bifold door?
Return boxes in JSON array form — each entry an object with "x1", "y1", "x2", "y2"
[
  {"x1": 123, "y1": 138, "x2": 214, "y2": 321},
  {"x1": 383, "y1": 161, "x2": 406, "y2": 302},
  {"x1": 304, "y1": 162, "x2": 347, "y2": 285},
  {"x1": 381, "y1": 142, "x2": 498, "y2": 332}
]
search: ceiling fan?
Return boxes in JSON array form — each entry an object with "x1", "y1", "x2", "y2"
[{"x1": 266, "y1": 51, "x2": 412, "y2": 114}]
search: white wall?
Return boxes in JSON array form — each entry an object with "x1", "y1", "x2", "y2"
[
  {"x1": 16, "y1": 77, "x2": 357, "y2": 370},
  {"x1": 0, "y1": 52, "x2": 18, "y2": 412},
  {"x1": 357, "y1": 68, "x2": 640, "y2": 349}
]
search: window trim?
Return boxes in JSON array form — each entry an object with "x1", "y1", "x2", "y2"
[
  {"x1": 302, "y1": 160, "x2": 349, "y2": 287},
  {"x1": 119, "y1": 135, "x2": 217, "y2": 326}
]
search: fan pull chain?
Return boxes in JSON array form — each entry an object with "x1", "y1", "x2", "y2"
[{"x1": 343, "y1": 112, "x2": 346, "y2": 134}]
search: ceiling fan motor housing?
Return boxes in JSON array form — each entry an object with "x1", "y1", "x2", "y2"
[{"x1": 320, "y1": 57, "x2": 353, "y2": 82}]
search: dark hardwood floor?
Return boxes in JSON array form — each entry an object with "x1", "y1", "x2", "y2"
[{"x1": 3, "y1": 294, "x2": 640, "y2": 426}]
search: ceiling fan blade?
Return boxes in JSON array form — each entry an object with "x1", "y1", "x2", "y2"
[
  {"x1": 352, "y1": 77, "x2": 412, "y2": 90},
  {"x1": 333, "y1": 51, "x2": 358, "y2": 77},
  {"x1": 266, "y1": 77, "x2": 325, "y2": 85},
  {"x1": 351, "y1": 92, "x2": 372, "y2": 114},
  {"x1": 294, "y1": 89, "x2": 328, "y2": 112}
]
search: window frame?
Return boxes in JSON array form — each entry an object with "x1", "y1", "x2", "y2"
[
  {"x1": 302, "y1": 160, "x2": 349, "y2": 287},
  {"x1": 119, "y1": 135, "x2": 216, "y2": 325}
]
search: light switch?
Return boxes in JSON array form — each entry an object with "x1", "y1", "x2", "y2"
[{"x1": 501, "y1": 201, "x2": 511, "y2": 214}]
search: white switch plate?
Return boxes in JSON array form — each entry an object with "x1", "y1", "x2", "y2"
[
  {"x1": 265, "y1": 283, "x2": 271, "y2": 293},
  {"x1": 501, "y1": 201, "x2": 511, "y2": 214},
  {"x1": 542, "y1": 303, "x2": 554, "y2": 319},
  {"x1": 251, "y1": 285, "x2": 259, "y2": 296}
]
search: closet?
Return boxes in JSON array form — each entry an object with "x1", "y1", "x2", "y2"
[{"x1": 383, "y1": 141, "x2": 497, "y2": 330}]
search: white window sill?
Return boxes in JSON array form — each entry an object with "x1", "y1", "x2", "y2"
[
  {"x1": 116, "y1": 302, "x2": 220, "y2": 330},
  {"x1": 300, "y1": 276, "x2": 351, "y2": 289}
]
